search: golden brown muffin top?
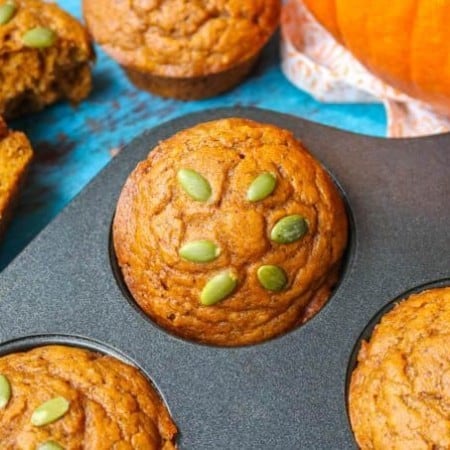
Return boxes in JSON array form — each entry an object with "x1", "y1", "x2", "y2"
[
  {"x1": 113, "y1": 118, "x2": 348, "y2": 346},
  {"x1": 83, "y1": 0, "x2": 280, "y2": 77},
  {"x1": 0, "y1": 345, "x2": 177, "y2": 449},
  {"x1": 0, "y1": 0, "x2": 94, "y2": 117},
  {"x1": 349, "y1": 287, "x2": 450, "y2": 450}
]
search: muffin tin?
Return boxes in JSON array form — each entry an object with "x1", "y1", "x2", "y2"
[{"x1": 0, "y1": 107, "x2": 449, "y2": 449}]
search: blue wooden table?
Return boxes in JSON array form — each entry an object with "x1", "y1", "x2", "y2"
[{"x1": 0, "y1": 0, "x2": 386, "y2": 271}]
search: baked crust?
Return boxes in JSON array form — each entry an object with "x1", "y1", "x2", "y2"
[
  {"x1": 0, "y1": 0, "x2": 94, "y2": 118},
  {"x1": 349, "y1": 287, "x2": 450, "y2": 449},
  {"x1": 83, "y1": 0, "x2": 280, "y2": 78},
  {"x1": 0, "y1": 345, "x2": 177, "y2": 449},
  {"x1": 113, "y1": 118, "x2": 348, "y2": 346}
]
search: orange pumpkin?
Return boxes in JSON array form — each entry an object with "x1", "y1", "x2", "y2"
[{"x1": 303, "y1": 0, "x2": 450, "y2": 116}]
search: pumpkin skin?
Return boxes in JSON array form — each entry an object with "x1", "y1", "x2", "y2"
[{"x1": 303, "y1": 0, "x2": 450, "y2": 116}]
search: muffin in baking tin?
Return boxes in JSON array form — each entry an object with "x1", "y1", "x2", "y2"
[
  {"x1": 113, "y1": 118, "x2": 348, "y2": 346},
  {"x1": 349, "y1": 287, "x2": 450, "y2": 450},
  {"x1": 0, "y1": 345, "x2": 177, "y2": 449}
]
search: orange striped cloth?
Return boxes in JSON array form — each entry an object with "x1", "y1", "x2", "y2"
[{"x1": 281, "y1": 0, "x2": 450, "y2": 137}]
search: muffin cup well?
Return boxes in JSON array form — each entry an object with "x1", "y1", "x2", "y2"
[
  {"x1": 124, "y1": 54, "x2": 259, "y2": 100},
  {"x1": 110, "y1": 118, "x2": 353, "y2": 347},
  {"x1": 0, "y1": 334, "x2": 178, "y2": 448},
  {"x1": 346, "y1": 278, "x2": 450, "y2": 447},
  {"x1": 346, "y1": 278, "x2": 450, "y2": 388},
  {"x1": 0, "y1": 333, "x2": 173, "y2": 404},
  {"x1": 109, "y1": 161, "x2": 355, "y2": 348}
]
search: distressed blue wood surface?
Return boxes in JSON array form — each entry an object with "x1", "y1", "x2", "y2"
[{"x1": 0, "y1": 0, "x2": 386, "y2": 270}]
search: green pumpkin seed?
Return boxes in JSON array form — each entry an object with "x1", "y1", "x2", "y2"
[
  {"x1": 257, "y1": 265, "x2": 287, "y2": 292},
  {"x1": 270, "y1": 215, "x2": 308, "y2": 244},
  {"x1": 200, "y1": 270, "x2": 238, "y2": 306},
  {"x1": 22, "y1": 27, "x2": 56, "y2": 48},
  {"x1": 31, "y1": 396, "x2": 70, "y2": 426},
  {"x1": 0, "y1": 1, "x2": 17, "y2": 25},
  {"x1": 38, "y1": 441, "x2": 64, "y2": 450},
  {"x1": 180, "y1": 240, "x2": 220, "y2": 263},
  {"x1": 0, "y1": 374, "x2": 11, "y2": 408},
  {"x1": 177, "y1": 169, "x2": 212, "y2": 202},
  {"x1": 247, "y1": 172, "x2": 277, "y2": 202}
]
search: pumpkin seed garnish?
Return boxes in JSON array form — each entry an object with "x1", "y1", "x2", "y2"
[
  {"x1": 177, "y1": 169, "x2": 212, "y2": 202},
  {"x1": 257, "y1": 265, "x2": 288, "y2": 292},
  {"x1": 22, "y1": 27, "x2": 56, "y2": 48},
  {"x1": 180, "y1": 240, "x2": 221, "y2": 263},
  {"x1": 0, "y1": 1, "x2": 17, "y2": 25},
  {"x1": 200, "y1": 270, "x2": 238, "y2": 306},
  {"x1": 31, "y1": 396, "x2": 70, "y2": 426},
  {"x1": 270, "y1": 215, "x2": 308, "y2": 244},
  {"x1": 247, "y1": 172, "x2": 277, "y2": 202},
  {"x1": 37, "y1": 441, "x2": 64, "y2": 450},
  {"x1": 0, "y1": 374, "x2": 11, "y2": 408}
]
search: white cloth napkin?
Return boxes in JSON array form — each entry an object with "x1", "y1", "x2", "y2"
[{"x1": 280, "y1": 0, "x2": 450, "y2": 137}]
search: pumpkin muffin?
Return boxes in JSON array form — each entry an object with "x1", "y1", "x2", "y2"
[
  {"x1": 83, "y1": 0, "x2": 280, "y2": 100},
  {"x1": 0, "y1": 345, "x2": 177, "y2": 449},
  {"x1": 0, "y1": 116, "x2": 33, "y2": 237},
  {"x1": 349, "y1": 287, "x2": 450, "y2": 450},
  {"x1": 113, "y1": 118, "x2": 348, "y2": 346},
  {"x1": 0, "y1": 0, "x2": 94, "y2": 118}
]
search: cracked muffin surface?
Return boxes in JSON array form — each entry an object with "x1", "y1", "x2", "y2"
[
  {"x1": 0, "y1": 0, "x2": 94, "y2": 118},
  {"x1": 349, "y1": 287, "x2": 450, "y2": 450},
  {"x1": 0, "y1": 345, "x2": 177, "y2": 449},
  {"x1": 113, "y1": 118, "x2": 348, "y2": 346},
  {"x1": 83, "y1": 0, "x2": 280, "y2": 77},
  {"x1": 83, "y1": 0, "x2": 280, "y2": 99}
]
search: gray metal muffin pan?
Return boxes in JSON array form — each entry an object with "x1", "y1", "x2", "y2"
[{"x1": 0, "y1": 107, "x2": 449, "y2": 449}]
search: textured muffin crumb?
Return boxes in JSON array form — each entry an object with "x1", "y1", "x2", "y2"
[
  {"x1": 83, "y1": 0, "x2": 280, "y2": 78},
  {"x1": 0, "y1": 345, "x2": 177, "y2": 449},
  {"x1": 349, "y1": 287, "x2": 450, "y2": 450},
  {"x1": 0, "y1": 0, "x2": 94, "y2": 118},
  {"x1": 113, "y1": 118, "x2": 348, "y2": 346},
  {"x1": 0, "y1": 116, "x2": 33, "y2": 237}
]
